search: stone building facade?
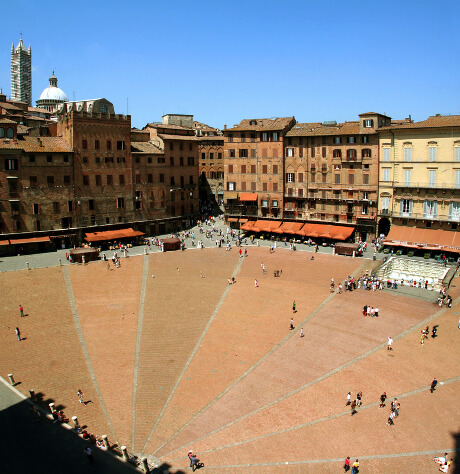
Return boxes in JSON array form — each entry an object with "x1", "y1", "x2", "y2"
[
  {"x1": 223, "y1": 117, "x2": 296, "y2": 220},
  {"x1": 378, "y1": 114, "x2": 460, "y2": 235}
]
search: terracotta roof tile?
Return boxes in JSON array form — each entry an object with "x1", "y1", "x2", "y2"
[
  {"x1": 21, "y1": 136, "x2": 73, "y2": 153},
  {"x1": 286, "y1": 121, "x2": 366, "y2": 137},
  {"x1": 158, "y1": 133, "x2": 198, "y2": 141},
  {"x1": 381, "y1": 115, "x2": 460, "y2": 131},
  {"x1": 0, "y1": 118, "x2": 17, "y2": 124},
  {"x1": 226, "y1": 117, "x2": 295, "y2": 132},
  {"x1": 131, "y1": 141, "x2": 164, "y2": 154},
  {"x1": 0, "y1": 102, "x2": 23, "y2": 111}
]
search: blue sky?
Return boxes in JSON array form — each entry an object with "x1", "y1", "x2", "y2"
[{"x1": 1, "y1": 0, "x2": 458, "y2": 129}]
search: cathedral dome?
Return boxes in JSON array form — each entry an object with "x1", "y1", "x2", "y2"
[{"x1": 36, "y1": 72, "x2": 68, "y2": 112}]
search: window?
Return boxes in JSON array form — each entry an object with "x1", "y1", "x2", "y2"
[
  {"x1": 334, "y1": 137, "x2": 341, "y2": 144},
  {"x1": 179, "y1": 143, "x2": 184, "y2": 151},
  {"x1": 250, "y1": 165, "x2": 256, "y2": 173},
  {"x1": 273, "y1": 182, "x2": 278, "y2": 192},
  {"x1": 170, "y1": 157, "x2": 174, "y2": 166},
  {"x1": 188, "y1": 157, "x2": 194, "y2": 166},
  {"x1": 455, "y1": 147, "x2": 460, "y2": 162},
  {"x1": 240, "y1": 133, "x2": 246, "y2": 142},
  {"x1": 105, "y1": 156, "x2": 114, "y2": 163},
  {"x1": 189, "y1": 143, "x2": 192, "y2": 151},
  {"x1": 135, "y1": 157, "x2": 140, "y2": 164},
  {"x1": 33, "y1": 203, "x2": 40, "y2": 215},
  {"x1": 82, "y1": 139, "x2": 87, "y2": 149},
  {"x1": 158, "y1": 157, "x2": 165, "y2": 164},
  {"x1": 455, "y1": 170, "x2": 460, "y2": 188},
  {"x1": 381, "y1": 197, "x2": 389, "y2": 214},
  {"x1": 148, "y1": 174, "x2": 153, "y2": 183},
  {"x1": 262, "y1": 165, "x2": 267, "y2": 174},
  {"x1": 0, "y1": 128, "x2": 4, "y2": 138},
  {"x1": 363, "y1": 174, "x2": 369, "y2": 184},
  {"x1": 298, "y1": 173, "x2": 303, "y2": 182},
  {"x1": 363, "y1": 191, "x2": 369, "y2": 200},
  {"x1": 335, "y1": 174, "x2": 341, "y2": 184},
  {"x1": 227, "y1": 182, "x2": 235, "y2": 191},
  {"x1": 311, "y1": 147, "x2": 315, "y2": 158},
  {"x1": 383, "y1": 148, "x2": 390, "y2": 161},
  {"x1": 333, "y1": 149, "x2": 341, "y2": 158},
  {"x1": 448, "y1": 202, "x2": 460, "y2": 221},
  {"x1": 272, "y1": 132, "x2": 278, "y2": 141},
  {"x1": 117, "y1": 141, "x2": 125, "y2": 150},
  {"x1": 404, "y1": 169, "x2": 411, "y2": 186},
  {"x1": 117, "y1": 197, "x2": 125, "y2": 208},
  {"x1": 5, "y1": 159, "x2": 18, "y2": 170},
  {"x1": 362, "y1": 202, "x2": 368, "y2": 214},
  {"x1": 107, "y1": 175, "x2": 113, "y2": 185},
  {"x1": 95, "y1": 140, "x2": 100, "y2": 150},
  {"x1": 347, "y1": 149, "x2": 357, "y2": 160},
  {"x1": 428, "y1": 146, "x2": 437, "y2": 162},
  {"x1": 63, "y1": 155, "x2": 69, "y2": 163},
  {"x1": 96, "y1": 175, "x2": 102, "y2": 186},
  {"x1": 119, "y1": 174, "x2": 125, "y2": 185},
  {"x1": 135, "y1": 174, "x2": 141, "y2": 184},
  {"x1": 239, "y1": 149, "x2": 248, "y2": 158},
  {"x1": 159, "y1": 173, "x2": 164, "y2": 183},
  {"x1": 228, "y1": 164, "x2": 234, "y2": 173},
  {"x1": 262, "y1": 182, "x2": 268, "y2": 191},
  {"x1": 64, "y1": 175, "x2": 71, "y2": 186},
  {"x1": 82, "y1": 156, "x2": 88, "y2": 164},
  {"x1": 400, "y1": 199, "x2": 413, "y2": 216},
  {"x1": 229, "y1": 149, "x2": 235, "y2": 158},
  {"x1": 116, "y1": 156, "x2": 124, "y2": 163},
  {"x1": 428, "y1": 170, "x2": 436, "y2": 187},
  {"x1": 106, "y1": 140, "x2": 111, "y2": 151},
  {"x1": 311, "y1": 164, "x2": 316, "y2": 173},
  {"x1": 47, "y1": 176, "x2": 54, "y2": 186},
  {"x1": 363, "y1": 119, "x2": 374, "y2": 128},
  {"x1": 83, "y1": 175, "x2": 89, "y2": 185},
  {"x1": 286, "y1": 148, "x2": 294, "y2": 157},
  {"x1": 95, "y1": 157, "x2": 101, "y2": 164},
  {"x1": 28, "y1": 154, "x2": 36, "y2": 163},
  {"x1": 241, "y1": 164, "x2": 247, "y2": 173},
  {"x1": 180, "y1": 157, "x2": 184, "y2": 166},
  {"x1": 88, "y1": 199, "x2": 95, "y2": 211},
  {"x1": 424, "y1": 200, "x2": 437, "y2": 218},
  {"x1": 362, "y1": 149, "x2": 372, "y2": 158},
  {"x1": 404, "y1": 147, "x2": 412, "y2": 161},
  {"x1": 273, "y1": 165, "x2": 278, "y2": 174},
  {"x1": 322, "y1": 147, "x2": 326, "y2": 158},
  {"x1": 189, "y1": 175, "x2": 194, "y2": 184},
  {"x1": 46, "y1": 155, "x2": 52, "y2": 163},
  {"x1": 251, "y1": 182, "x2": 256, "y2": 190},
  {"x1": 261, "y1": 199, "x2": 268, "y2": 207},
  {"x1": 272, "y1": 199, "x2": 278, "y2": 207},
  {"x1": 287, "y1": 173, "x2": 294, "y2": 183},
  {"x1": 383, "y1": 168, "x2": 390, "y2": 182},
  {"x1": 218, "y1": 152, "x2": 222, "y2": 159},
  {"x1": 201, "y1": 152, "x2": 206, "y2": 160},
  {"x1": 348, "y1": 173, "x2": 354, "y2": 185},
  {"x1": 347, "y1": 137, "x2": 355, "y2": 144},
  {"x1": 362, "y1": 135, "x2": 369, "y2": 144},
  {"x1": 53, "y1": 202, "x2": 60, "y2": 214},
  {"x1": 68, "y1": 201, "x2": 74, "y2": 212},
  {"x1": 251, "y1": 148, "x2": 256, "y2": 158},
  {"x1": 262, "y1": 132, "x2": 268, "y2": 142},
  {"x1": 170, "y1": 177, "x2": 175, "y2": 186}
]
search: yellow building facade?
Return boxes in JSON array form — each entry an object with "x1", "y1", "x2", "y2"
[{"x1": 378, "y1": 115, "x2": 460, "y2": 236}]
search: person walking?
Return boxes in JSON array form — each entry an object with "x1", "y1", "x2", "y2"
[
  {"x1": 239, "y1": 248, "x2": 242, "y2": 258},
  {"x1": 292, "y1": 301, "x2": 296, "y2": 313},
  {"x1": 344, "y1": 456, "x2": 351, "y2": 472},
  {"x1": 290, "y1": 318, "x2": 294, "y2": 330},
  {"x1": 19, "y1": 304, "x2": 24, "y2": 317},
  {"x1": 375, "y1": 306, "x2": 379, "y2": 317},
  {"x1": 350, "y1": 399, "x2": 357, "y2": 415},
  {"x1": 356, "y1": 391, "x2": 363, "y2": 407},
  {"x1": 254, "y1": 279, "x2": 258, "y2": 288},
  {"x1": 77, "y1": 389, "x2": 86, "y2": 406},
  {"x1": 15, "y1": 327, "x2": 21, "y2": 342},
  {"x1": 379, "y1": 392, "x2": 387, "y2": 408},
  {"x1": 387, "y1": 410, "x2": 396, "y2": 426},
  {"x1": 300, "y1": 328, "x2": 304, "y2": 338},
  {"x1": 346, "y1": 392, "x2": 351, "y2": 405},
  {"x1": 387, "y1": 336, "x2": 393, "y2": 350},
  {"x1": 244, "y1": 249, "x2": 248, "y2": 257},
  {"x1": 430, "y1": 377, "x2": 438, "y2": 393},
  {"x1": 351, "y1": 459, "x2": 359, "y2": 474}
]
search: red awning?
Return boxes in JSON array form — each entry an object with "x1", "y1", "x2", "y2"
[
  {"x1": 239, "y1": 218, "x2": 248, "y2": 223},
  {"x1": 10, "y1": 236, "x2": 51, "y2": 245},
  {"x1": 227, "y1": 218, "x2": 238, "y2": 222},
  {"x1": 239, "y1": 193, "x2": 258, "y2": 201},
  {"x1": 0, "y1": 240, "x2": 10, "y2": 246},
  {"x1": 240, "y1": 221, "x2": 256, "y2": 231},
  {"x1": 384, "y1": 225, "x2": 460, "y2": 252},
  {"x1": 84, "y1": 228, "x2": 145, "y2": 242}
]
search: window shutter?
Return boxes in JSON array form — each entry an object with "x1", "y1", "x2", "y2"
[
  {"x1": 400, "y1": 200, "x2": 404, "y2": 213},
  {"x1": 298, "y1": 173, "x2": 303, "y2": 182}
]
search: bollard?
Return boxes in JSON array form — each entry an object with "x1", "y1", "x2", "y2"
[
  {"x1": 72, "y1": 416, "x2": 79, "y2": 428},
  {"x1": 102, "y1": 435, "x2": 109, "y2": 449},
  {"x1": 29, "y1": 389, "x2": 35, "y2": 401},
  {"x1": 144, "y1": 247, "x2": 148, "y2": 255},
  {"x1": 103, "y1": 253, "x2": 107, "y2": 261},
  {"x1": 49, "y1": 402, "x2": 55, "y2": 413},
  {"x1": 121, "y1": 445, "x2": 129, "y2": 461},
  {"x1": 58, "y1": 258, "x2": 62, "y2": 266},
  {"x1": 352, "y1": 250, "x2": 356, "y2": 258},
  {"x1": 333, "y1": 248, "x2": 336, "y2": 256},
  {"x1": 8, "y1": 374, "x2": 15, "y2": 385},
  {"x1": 26, "y1": 262, "x2": 30, "y2": 270},
  {"x1": 123, "y1": 249, "x2": 127, "y2": 258},
  {"x1": 82, "y1": 255, "x2": 86, "y2": 264},
  {"x1": 141, "y1": 457, "x2": 150, "y2": 473}
]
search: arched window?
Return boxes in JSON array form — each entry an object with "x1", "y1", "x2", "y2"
[
  {"x1": 100, "y1": 104, "x2": 107, "y2": 114},
  {"x1": 6, "y1": 128, "x2": 14, "y2": 138},
  {"x1": 0, "y1": 128, "x2": 4, "y2": 138}
]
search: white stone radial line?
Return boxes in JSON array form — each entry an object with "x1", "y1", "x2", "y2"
[
  {"x1": 141, "y1": 255, "x2": 245, "y2": 454},
  {"x1": 161, "y1": 300, "x2": 452, "y2": 459},
  {"x1": 168, "y1": 376, "x2": 460, "y2": 461},
  {"x1": 131, "y1": 254, "x2": 149, "y2": 451},
  {"x1": 198, "y1": 448, "x2": 459, "y2": 470},
  {"x1": 154, "y1": 260, "x2": 378, "y2": 457},
  {"x1": 63, "y1": 267, "x2": 119, "y2": 444}
]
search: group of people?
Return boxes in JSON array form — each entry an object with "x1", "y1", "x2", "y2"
[
  {"x1": 362, "y1": 305, "x2": 379, "y2": 318},
  {"x1": 347, "y1": 391, "x2": 363, "y2": 415}
]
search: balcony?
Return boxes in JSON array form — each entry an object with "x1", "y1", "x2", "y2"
[
  {"x1": 387, "y1": 211, "x2": 459, "y2": 222},
  {"x1": 393, "y1": 182, "x2": 460, "y2": 191}
]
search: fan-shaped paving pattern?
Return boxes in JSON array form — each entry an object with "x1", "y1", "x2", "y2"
[{"x1": 0, "y1": 247, "x2": 458, "y2": 473}]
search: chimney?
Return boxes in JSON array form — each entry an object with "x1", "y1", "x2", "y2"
[{"x1": 224, "y1": 124, "x2": 227, "y2": 130}]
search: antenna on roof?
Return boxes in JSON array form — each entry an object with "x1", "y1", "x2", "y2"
[
  {"x1": 127, "y1": 97, "x2": 129, "y2": 116},
  {"x1": 73, "y1": 91, "x2": 75, "y2": 101}
]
